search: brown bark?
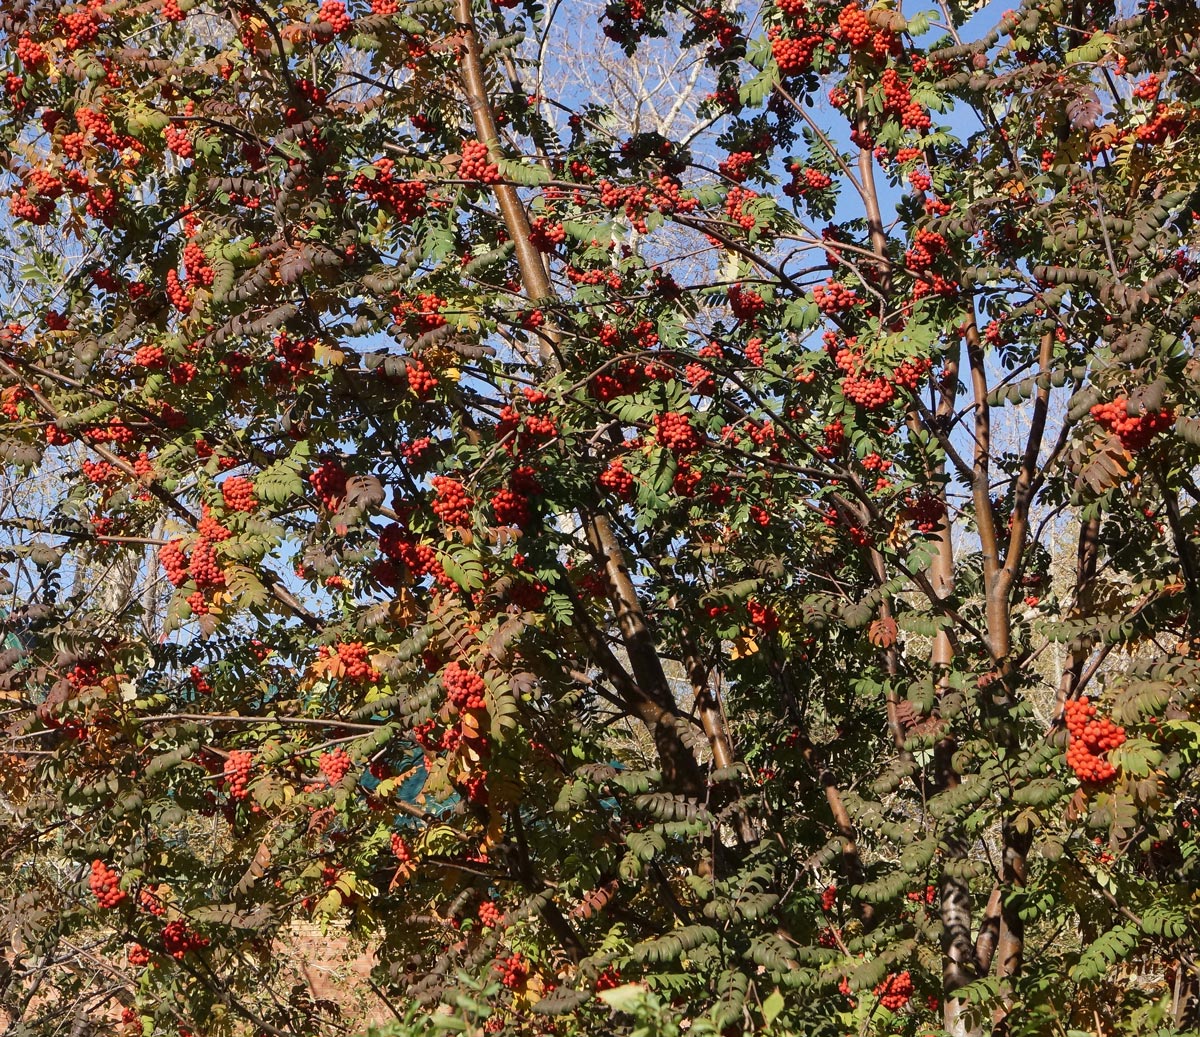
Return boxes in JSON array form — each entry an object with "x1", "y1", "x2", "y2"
[{"x1": 453, "y1": 0, "x2": 710, "y2": 802}]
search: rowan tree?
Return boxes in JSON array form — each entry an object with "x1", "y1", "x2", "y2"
[{"x1": 0, "y1": 1, "x2": 1199, "y2": 1036}]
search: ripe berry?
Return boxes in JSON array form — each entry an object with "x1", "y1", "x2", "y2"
[
  {"x1": 443, "y1": 661, "x2": 487, "y2": 711},
  {"x1": 318, "y1": 747, "x2": 354, "y2": 786},
  {"x1": 459, "y1": 140, "x2": 502, "y2": 183},
  {"x1": 221, "y1": 475, "x2": 258, "y2": 513},
  {"x1": 89, "y1": 859, "x2": 127, "y2": 908},
  {"x1": 224, "y1": 750, "x2": 253, "y2": 800}
]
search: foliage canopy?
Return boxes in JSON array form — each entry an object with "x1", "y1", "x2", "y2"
[{"x1": 0, "y1": 0, "x2": 1199, "y2": 1035}]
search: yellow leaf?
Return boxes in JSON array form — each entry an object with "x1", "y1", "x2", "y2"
[{"x1": 730, "y1": 635, "x2": 759, "y2": 659}]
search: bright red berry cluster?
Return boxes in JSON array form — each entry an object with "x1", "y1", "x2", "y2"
[
  {"x1": 1064, "y1": 698, "x2": 1126, "y2": 783},
  {"x1": 127, "y1": 943, "x2": 151, "y2": 967},
  {"x1": 224, "y1": 750, "x2": 253, "y2": 800},
  {"x1": 164, "y1": 123, "x2": 193, "y2": 158},
  {"x1": 90, "y1": 860, "x2": 126, "y2": 908},
  {"x1": 221, "y1": 476, "x2": 257, "y2": 512},
  {"x1": 317, "y1": 0, "x2": 353, "y2": 33},
  {"x1": 821, "y1": 884, "x2": 837, "y2": 912},
  {"x1": 770, "y1": 29, "x2": 822, "y2": 75},
  {"x1": 431, "y1": 475, "x2": 473, "y2": 526},
  {"x1": 318, "y1": 747, "x2": 354, "y2": 786},
  {"x1": 478, "y1": 900, "x2": 503, "y2": 928},
  {"x1": 405, "y1": 358, "x2": 438, "y2": 397},
  {"x1": 599, "y1": 458, "x2": 635, "y2": 500},
  {"x1": 459, "y1": 140, "x2": 502, "y2": 183},
  {"x1": 443, "y1": 661, "x2": 487, "y2": 711},
  {"x1": 837, "y1": 2, "x2": 871, "y2": 44},
  {"x1": 189, "y1": 538, "x2": 225, "y2": 589},
  {"x1": 656, "y1": 411, "x2": 703, "y2": 454},
  {"x1": 1090, "y1": 397, "x2": 1174, "y2": 452},
  {"x1": 748, "y1": 599, "x2": 780, "y2": 631},
  {"x1": 874, "y1": 970, "x2": 913, "y2": 1010}
]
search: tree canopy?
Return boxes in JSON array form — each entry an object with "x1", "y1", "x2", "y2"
[{"x1": 0, "y1": 0, "x2": 1199, "y2": 1035}]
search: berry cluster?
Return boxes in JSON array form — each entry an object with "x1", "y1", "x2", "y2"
[
  {"x1": 310, "y1": 460, "x2": 349, "y2": 510},
  {"x1": 880, "y1": 69, "x2": 930, "y2": 131},
  {"x1": 127, "y1": 943, "x2": 151, "y2": 967},
  {"x1": 492, "y1": 465, "x2": 540, "y2": 527},
  {"x1": 197, "y1": 508, "x2": 231, "y2": 543},
  {"x1": 656, "y1": 411, "x2": 703, "y2": 454},
  {"x1": 495, "y1": 953, "x2": 528, "y2": 990},
  {"x1": 318, "y1": 747, "x2": 354, "y2": 786},
  {"x1": 874, "y1": 970, "x2": 913, "y2": 1010},
  {"x1": 350, "y1": 158, "x2": 428, "y2": 223},
  {"x1": 459, "y1": 140, "x2": 502, "y2": 183},
  {"x1": 15, "y1": 34, "x2": 48, "y2": 68},
  {"x1": 813, "y1": 280, "x2": 859, "y2": 314},
  {"x1": 134, "y1": 345, "x2": 166, "y2": 368},
  {"x1": 391, "y1": 833, "x2": 412, "y2": 863},
  {"x1": 320, "y1": 641, "x2": 380, "y2": 682},
  {"x1": 528, "y1": 216, "x2": 566, "y2": 251},
  {"x1": 837, "y1": 3, "x2": 870, "y2": 45},
  {"x1": 599, "y1": 458, "x2": 635, "y2": 500},
  {"x1": 1064, "y1": 698, "x2": 1126, "y2": 783},
  {"x1": 139, "y1": 888, "x2": 166, "y2": 916},
  {"x1": 405, "y1": 358, "x2": 438, "y2": 397},
  {"x1": 90, "y1": 859, "x2": 126, "y2": 908},
  {"x1": 317, "y1": 0, "x2": 353, "y2": 32},
  {"x1": 1090, "y1": 397, "x2": 1174, "y2": 452},
  {"x1": 224, "y1": 750, "x2": 253, "y2": 800},
  {"x1": 161, "y1": 920, "x2": 209, "y2": 959},
  {"x1": 478, "y1": 900, "x2": 503, "y2": 928},
  {"x1": 443, "y1": 661, "x2": 487, "y2": 711},
  {"x1": 748, "y1": 599, "x2": 780, "y2": 632},
  {"x1": 821, "y1": 884, "x2": 837, "y2": 912},
  {"x1": 784, "y1": 163, "x2": 833, "y2": 198},
  {"x1": 431, "y1": 475, "x2": 473, "y2": 527},
  {"x1": 164, "y1": 124, "x2": 193, "y2": 158},
  {"x1": 841, "y1": 371, "x2": 895, "y2": 410},
  {"x1": 221, "y1": 476, "x2": 258, "y2": 513},
  {"x1": 377, "y1": 524, "x2": 454, "y2": 589},
  {"x1": 595, "y1": 967, "x2": 623, "y2": 991},
  {"x1": 770, "y1": 28, "x2": 822, "y2": 75},
  {"x1": 902, "y1": 494, "x2": 945, "y2": 533},
  {"x1": 189, "y1": 538, "x2": 225, "y2": 589}
]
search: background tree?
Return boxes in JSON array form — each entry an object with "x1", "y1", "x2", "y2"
[{"x1": 0, "y1": 1, "x2": 1199, "y2": 1036}]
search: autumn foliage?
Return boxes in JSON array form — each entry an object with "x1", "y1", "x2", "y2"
[{"x1": 0, "y1": 1, "x2": 1199, "y2": 1036}]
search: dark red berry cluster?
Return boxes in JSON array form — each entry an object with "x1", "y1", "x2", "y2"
[
  {"x1": 310, "y1": 460, "x2": 349, "y2": 510},
  {"x1": 161, "y1": 919, "x2": 209, "y2": 959}
]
